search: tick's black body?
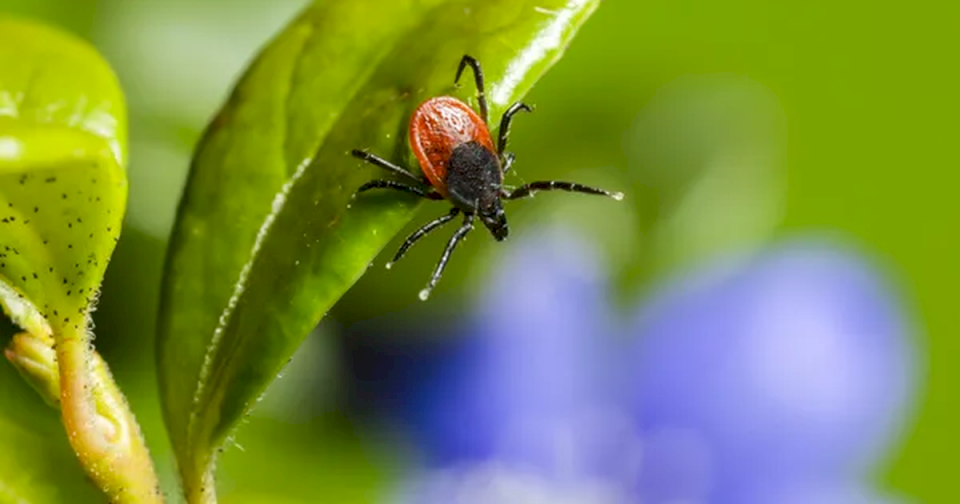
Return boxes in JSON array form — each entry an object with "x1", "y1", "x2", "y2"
[
  {"x1": 352, "y1": 55, "x2": 622, "y2": 300},
  {"x1": 445, "y1": 140, "x2": 507, "y2": 240}
]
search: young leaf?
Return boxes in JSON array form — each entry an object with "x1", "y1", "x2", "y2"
[
  {"x1": 157, "y1": 0, "x2": 600, "y2": 500},
  {"x1": 0, "y1": 17, "x2": 161, "y2": 503},
  {"x1": 0, "y1": 15, "x2": 126, "y2": 348}
]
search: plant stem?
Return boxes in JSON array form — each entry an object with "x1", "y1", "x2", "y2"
[
  {"x1": 57, "y1": 325, "x2": 163, "y2": 503},
  {"x1": 183, "y1": 456, "x2": 217, "y2": 504}
]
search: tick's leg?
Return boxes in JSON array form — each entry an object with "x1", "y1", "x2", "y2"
[
  {"x1": 352, "y1": 149, "x2": 423, "y2": 183},
  {"x1": 497, "y1": 102, "x2": 533, "y2": 156},
  {"x1": 455, "y1": 55, "x2": 488, "y2": 125},
  {"x1": 504, "y1": 181, "x2": 624, "y2": 201},
  {"x1": 419, "y1": 212, "x2": 475, "y2": 301},
  {"x1": 387, "y1": 207, "x2": 461, "y2": 269},
  {"x1": 358, "y1": 179, "x2": 444, "y2": 200},
  {"x1": 502, "y1": 151, "x2": 516, "y2": 175}
]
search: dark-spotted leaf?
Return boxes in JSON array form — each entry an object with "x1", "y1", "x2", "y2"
[
  {"x1": 0, "y1": 17, "x2": 161, "y2": 503},
  {"x1": 0, "y1": 16, "x2": 126, "y2": 343},
  {"x1": 157, "y1": 0, "x2": 600, "y2": 499}
]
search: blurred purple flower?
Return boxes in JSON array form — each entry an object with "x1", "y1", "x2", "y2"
[
  {"x1": 375, "y1": 230, "x2": 916, "y2": 503},
  {"x1": 630, "y1": 243, "x2": 915, "y2": 502}
]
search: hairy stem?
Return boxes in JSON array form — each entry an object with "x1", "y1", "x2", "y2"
[{"x1": 56, "y1": 325, "x2": 163, "y2": 503}]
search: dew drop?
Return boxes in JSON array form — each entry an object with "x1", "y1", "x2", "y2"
[{"x1": 418, "y1": 288, "x2": 430, "y2": 301}]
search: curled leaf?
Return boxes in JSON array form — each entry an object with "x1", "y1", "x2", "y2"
[{"x1": 5, "y1": 330, "x2": 59, "y2": 405}]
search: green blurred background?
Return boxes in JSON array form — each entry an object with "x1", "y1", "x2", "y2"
[{"x1": 0, "y1": 0, "x2": 955, "y2": 501}]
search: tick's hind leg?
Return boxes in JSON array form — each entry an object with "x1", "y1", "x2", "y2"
[
  {"x1": 455, "y1": 55, "x2": 488, "y2": 124},
  {"x1": 352, "y1": 149, "x2": 424, "y2": 183},
  {"x1": 387, "y1": 207, "x2": 461, "y2": 269},
  {"x1": 358, "y1": 180, "x2": 444, "y2": 200},
  {"x1": 419, "y1": 212, "x2": 475, "y2": 301},
  {"x1": 504, "y1": 181, "x2": 624, "y2": 201}
]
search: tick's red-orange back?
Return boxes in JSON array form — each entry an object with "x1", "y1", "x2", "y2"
[
  {"x1": 352, "y1": 55, "x2": 622, "y2": 301},
  {"x1": 409, "y1": 96, "x2": 496, "y2": 196}
]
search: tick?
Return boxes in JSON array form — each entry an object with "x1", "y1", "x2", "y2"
[{"x1": 352, "y1": 55, "x2": 623, "y2": 300}]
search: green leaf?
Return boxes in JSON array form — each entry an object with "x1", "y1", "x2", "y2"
[
  {"x1": 157, "y1": 0, "x2": 600, "y2": 499},
  {"x1": 0, "y1": 17, "x2": 162, "y2": 504},
  {"x1": 0, "y1": 15, "x2": 126, "y2": 346},
  {"x1": 0, "y1": 17, "x2": 125, "y2": 503}
]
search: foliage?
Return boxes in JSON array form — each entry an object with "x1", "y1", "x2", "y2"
[{"x1": 0, "y1": 15, "x2": 160, "y2": 503}]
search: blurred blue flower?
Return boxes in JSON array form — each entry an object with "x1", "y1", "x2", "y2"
[
  {"x1": 630, "y1": 243, "x2": 915, "y2": 503},
  {"x1": 374, "y1": 230, "x2": 916, "y2": 503}
]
